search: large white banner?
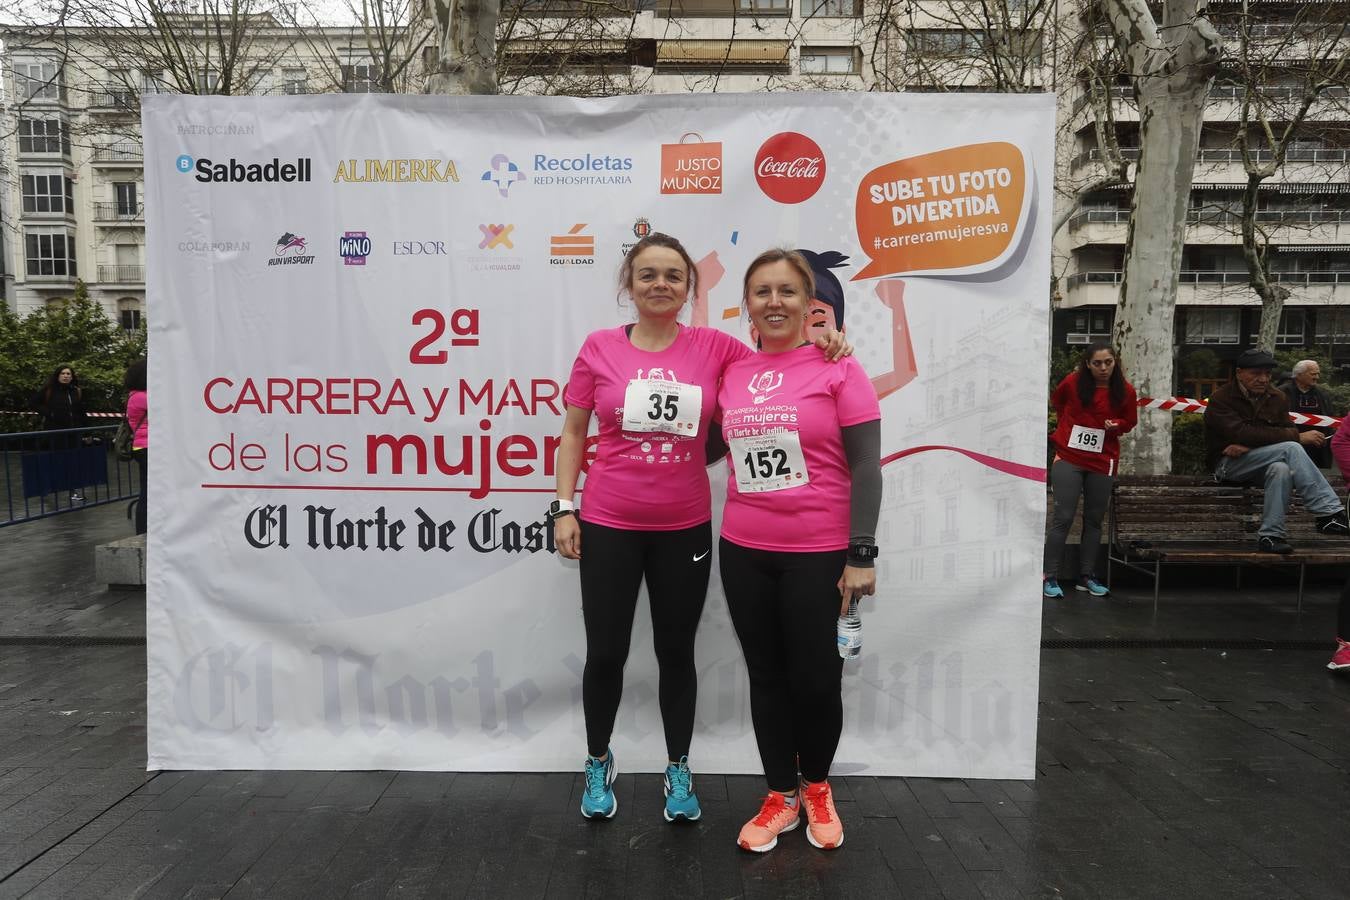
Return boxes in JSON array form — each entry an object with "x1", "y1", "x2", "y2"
[{"x1": 144, "y1": 92, "x2": 1053, "y2": 778}]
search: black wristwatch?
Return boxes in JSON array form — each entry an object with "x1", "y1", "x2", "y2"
[
  {"x1": 847, "y1": 542, "x2": 879, "y2": 565},
  {"x1": 548, "y1": 499, "x2": 576, "y2": 521}
]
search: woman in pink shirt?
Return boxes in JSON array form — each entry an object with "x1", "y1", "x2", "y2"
[
  {"x1": 554, "y1": 234, "x2": 847, "y2": 823},
  {"x1": 718, "y1": 249, "x2": 882, "y2": 853},
  {"x1": 123, "y1": 357, "x2": 148, "y2": 535}
]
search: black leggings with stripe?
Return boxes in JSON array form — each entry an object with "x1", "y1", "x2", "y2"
[{"x1": 579, "y1": 518, "x2": 712, "y2": 760}]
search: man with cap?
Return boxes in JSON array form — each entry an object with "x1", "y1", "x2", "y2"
[{"x1": 1204, "y1": 348, "x2": 1350, "y2": 554}]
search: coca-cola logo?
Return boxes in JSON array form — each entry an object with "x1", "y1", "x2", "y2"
[{"x1": 754, "y1": 132, "x2": 826, "y2": 204}]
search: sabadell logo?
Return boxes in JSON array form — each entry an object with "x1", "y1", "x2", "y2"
[{"x1": 754, "y1": 133, "x2": 825, "y2": 205}]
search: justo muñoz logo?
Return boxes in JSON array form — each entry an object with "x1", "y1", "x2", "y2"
[{"x1": 754, "y1": 132, "x2": 826, "y2": 204}]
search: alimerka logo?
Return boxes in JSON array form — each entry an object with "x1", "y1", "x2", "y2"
[
  {"x1": 660, "y1": 133, "x2": 722, "y2": 195},
  {"x1": 333, "y1": 159, "x2": 460, "y2": 183},
  {"x1": 755, "y1": 132, "x2": 825, "y2": 204}
]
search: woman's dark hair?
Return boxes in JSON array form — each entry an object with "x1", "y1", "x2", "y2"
[
  {"x1": 798, "y1": 249, "x2": 849, "y2": 329},
  {"x1": 41, "y1": 365, "x2": 80, "y2": 403},
  {"x1": 617, "y1": 232, "x2": 699, "y2": 302},
  {"x1": 1076, "y1": 343, "x2": 1126, "y2": 407},
  {"x1": 124, "y1": 357, "x2": 148, "y2": 392}
]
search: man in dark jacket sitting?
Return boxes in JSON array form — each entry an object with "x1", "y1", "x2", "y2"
[{"x1": 1204, "y1": 348, "x2": 1350, "y2": 554}]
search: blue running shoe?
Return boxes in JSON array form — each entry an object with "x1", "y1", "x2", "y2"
[
  {"x1": 663, "y1": 756, "x2": 701, "y2": 822},
  {"x1": 581, "y1": 750, "x2": 617, "y2": 819},
  {"x1": 1075, "y1": 575, "x2": 1110, "y2": 597},
  {"x1": 1043, "y1": 577, "x2": 1064, "y2": 599}
]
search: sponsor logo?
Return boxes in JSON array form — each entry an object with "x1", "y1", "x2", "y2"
[
  {"x1": 468, "y1": 224, "x2": 522, "y2": 272},
  {"x1": 620, "y1": 217, "x2": 653, "y2": 257},
  {"x1": 177, "y1": 240, "x2": 250, "y2": 254},
  {"x1": 179, "y1": 155, "x2": 312, "y2": 183},
  {"x1": 550, "y1": 224, "x2": 594, "y2": 265},
  {"x1": 482, "y1": 154, "x2": 526, "y2": 197},
  {"x1": 755, "y1": 132, "x2": 826, "y2": 204},
  {"x1": 748, "y1": 370, "x2": 784, "y2": 404},
  {"x1": 333, "y1": 159, "x2": 460, "y2": 183},
  {"x1": 532, "y1": 152, "x2": 633, "y2": 186},
  {"x1": 268, "y1": 232, "x2": 316, "y2": 267},
  {"x1": 393, "y1": 240, "x2": 447, "y2": 256},
  {"x1": 339, "y1": 231, "x2": 371, "y2": 266},
  {"x1": 478, "y1": 224, "x2": 515, "y2": 251},
  {"x1": 660, "y1": 133, "x2": 722, "y2": 195}
]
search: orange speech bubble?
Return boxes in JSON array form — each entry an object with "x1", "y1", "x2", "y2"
[{"x1": 853, "y1": 142, "x2": 1027, "y2": 280}]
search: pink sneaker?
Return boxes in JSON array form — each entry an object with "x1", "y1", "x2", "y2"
[
  {"x1": 737, "y1": 791, "x2": 800, "y2": 852},
  {"x1": 1328, "y1": 639, "x2": 1350, "y2": 672},
  {"x1": 801, "y1": 780, "x2": 844, "y2": 850}
]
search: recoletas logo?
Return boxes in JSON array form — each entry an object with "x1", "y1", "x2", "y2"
[
  {"x1": 268, "y1": 232, "x2": 315, "y2": 267},
  {"x1": 177, "y1": 154, "x2": 312, "y2": 183}
]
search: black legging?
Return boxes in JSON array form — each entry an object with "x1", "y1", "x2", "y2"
[
  {"x1": 579, "y1": 519, "x2": 711, "y2": 760},
  {"x1": 1339, "y1": 576, "x2": 1350, "y2": 640},
  {"x1": 134, "y1": 449, "x2": 147, "y2": 535},
  {"x1": 719, "y1": 538, "x2": 845, "y2": 792}
]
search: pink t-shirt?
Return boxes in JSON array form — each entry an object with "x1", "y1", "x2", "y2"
[
  {"x1": 565, "y1": 324, "x2": 752, "y2": 530},
  {"x1": 719, "y1": 347, "x2": 880, "y2": 552}
]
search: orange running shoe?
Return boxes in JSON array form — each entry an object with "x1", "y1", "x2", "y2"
[
  {"x1": 737, "y1": 791, "x2": 800, "y2": 852},
  {"x1": 802, "y1": 780, "x2": 843, "y2": 849}
]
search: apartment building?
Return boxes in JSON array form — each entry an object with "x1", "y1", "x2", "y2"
[
  {"x1": 0, "y1": 16, "x2": 407, "y2": 322},
  {"x1": 1055, "y1": 0, "x2": 1350, "y2": 391},
  {"x1": 3, "y1": 0, "x2": 1345, "y2": 385}
]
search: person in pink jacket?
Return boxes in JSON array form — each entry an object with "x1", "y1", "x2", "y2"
[
  {"x1": 1325, "y1": 422, "x2": 1350, "y2": 672},
  {"x1": 1044, "y1": 344, "x2": 1138, "y2": 599},
  {"x1": 123, "y1": 358, "x2": 147, "y2": 535}
]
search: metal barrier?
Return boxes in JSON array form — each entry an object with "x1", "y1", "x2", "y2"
[{"x1": 1, "y1": 424, "x2": 142, "y2": 527}]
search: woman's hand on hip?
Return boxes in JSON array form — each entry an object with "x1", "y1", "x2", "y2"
[
  {"x1": 837, "y1": 564, "x2": 876, "y2": 615},
  {"x1": 555, "y1": 515, "x2": 581, "y2": 560}
]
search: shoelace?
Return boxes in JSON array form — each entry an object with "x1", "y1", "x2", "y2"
[
  {"x1": 584, "y1": 759, "x2": 609, "y2": 797},
  {"x1": 804, "y1": 787, "x2": 834, "y2": 823},
  {"x1": 667, "y1": 764, "x2": 692, "y2": 800},
  {"x1": 752, "y1": 793, "x2": 788, "y2": 825}
]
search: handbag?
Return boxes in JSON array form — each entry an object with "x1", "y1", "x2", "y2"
[{"x1": 115, "y1": 407, "x2": 144, "y2": 461}]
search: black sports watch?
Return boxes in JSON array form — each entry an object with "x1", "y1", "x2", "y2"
[
  {"x1": 548, "y1": 499, "x2": 576, "y2": 521},
  {"x1": 847, "y1": 542, "x2": 879, "y2": 565}
]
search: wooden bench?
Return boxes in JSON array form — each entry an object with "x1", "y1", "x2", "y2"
[{"x1": 1106, "y1": 474, "x2": 1350, "y2": 612}]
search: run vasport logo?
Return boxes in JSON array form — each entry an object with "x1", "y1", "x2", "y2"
[
  {"x1": 177, "y1": 154, "x2": 312, "y2": 183},
  {"x1": 340, "y1": 231, "x2": 372, "y2": 266},
  {"x1": 754, "y1": 132, "x2": 826, "y2": 204},
  {"x1": 268, "y1": 232, "x2": 315, "y2": 267},
  {"x1": 660, "y1": 133, "x2": 722, "y2": 195},
  {"x1": 550, "y1": 224, "x2": 594, "y2": 265}
]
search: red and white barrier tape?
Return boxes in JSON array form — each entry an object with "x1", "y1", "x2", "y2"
[
  {"x1": 1, "y1": 410, "x2": 123, "y2": 418},
  {"x1": 1137, "y1": 396, "x2": 1341, "y2": 428}
]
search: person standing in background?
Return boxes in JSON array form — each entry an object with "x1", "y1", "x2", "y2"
[
  {"x1": 30, "y1": 365, "x2": 89, "y2": 503},
  {"x1": 124, "y1": 358, "x2": 148, "y2": 535}
]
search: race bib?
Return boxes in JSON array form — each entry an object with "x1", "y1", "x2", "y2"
[
  {"x1": 730, "y1": 432, "x2": 809, "y2": 493},
  {"x1": 622, "y1": 378, "x2": 702, "y2": 434},
  {"x1": 1068, "y1": 425, "x2": 1105, "y2": 453}
]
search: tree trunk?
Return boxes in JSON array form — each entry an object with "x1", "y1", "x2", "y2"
[
  {"x1": 426, "y1": 0, "x2": 499, "y2": 95},
  {"x1": 1243, "y1": 175, "x2": 1292, "y2": 352},
  {"x1": 1107, "y1": 0, "x2": 1222, "y2": 474}
]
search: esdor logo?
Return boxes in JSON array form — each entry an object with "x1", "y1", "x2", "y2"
[{"x1": 754, "y1": 133, "x2": 826, "y2": 204}]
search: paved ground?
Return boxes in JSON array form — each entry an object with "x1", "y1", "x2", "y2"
[{"x1": 2, "y1": 505, "x2": 1348, "y2": 898}]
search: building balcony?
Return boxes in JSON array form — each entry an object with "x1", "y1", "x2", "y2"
[
  {"x1": 1072, "y1": 146, "x2": 1350, "y2": 173},
  {"x1": 98, "y1": 265, "x2": 145, "y2": 284},
  {"x1": 1070, "y1": 84, "x2": 1350, "y2": 123},
  {"x1": 87, "y1": 91, "x2": 139, "y2": 113},
  {"x1": 91, "y1": 147, "x2": 144, "y2": 166},
  {"x1": 23, "y1": 271, "x2": 79, "y2": 287},
  {"x1": 92, "y1": 203, "x2": 145, "y2": 223},
  {"x1": 1066, "y1": 208, "x2": 1350, "y2": 246},
  {"x1": 1064, "y1": 270, "x2": 1350, "y2": 308}
]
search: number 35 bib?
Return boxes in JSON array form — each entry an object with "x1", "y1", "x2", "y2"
[
  {"x1": 730, "y1": 432, "x2": 810, "y2": 493},
  {"x1": 622, "y1": 378, "x2": 702, "y2": 434}
]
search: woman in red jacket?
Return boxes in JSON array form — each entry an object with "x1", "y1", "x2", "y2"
[{"x1": 1044, "y1": 343, "x2": 1137, "y2": 598}]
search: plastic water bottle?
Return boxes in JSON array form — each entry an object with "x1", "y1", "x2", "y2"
[{"x1": 837, "y1": 598, "x2": 862, "y2": 660}]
